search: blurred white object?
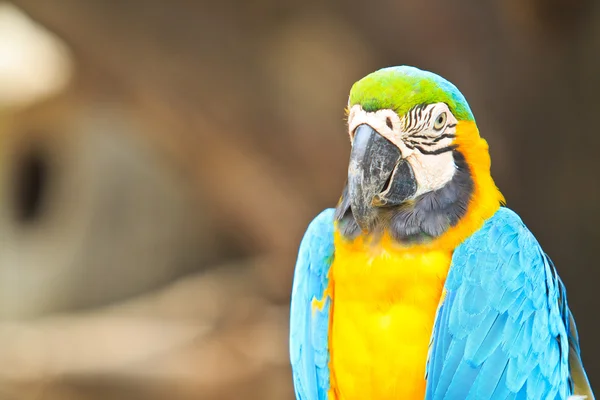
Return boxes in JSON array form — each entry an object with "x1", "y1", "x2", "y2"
[
  {"x1": 0, "y1": 2, "x2": 72, "y2": 108},
  {"x1": 0, "y1": 99, "x2": 217, "y2": 318}
]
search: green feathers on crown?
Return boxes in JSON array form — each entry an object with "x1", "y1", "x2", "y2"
[{"x1": 349, "y1": 66, "x2": 475, "y2": 122}]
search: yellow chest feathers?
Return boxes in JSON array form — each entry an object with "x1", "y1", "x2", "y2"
[{"x1": 328, "y1": 233, "x2": 452, "y2": 400}]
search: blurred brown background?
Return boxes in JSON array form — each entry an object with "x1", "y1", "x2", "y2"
[{"x1": 0, "y1": 0, "x2": 597, "y2": 399}]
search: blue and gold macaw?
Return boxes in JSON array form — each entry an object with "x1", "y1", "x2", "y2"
[{"x1": 289, "y1": 66, "x2": 594, "y2": 399}]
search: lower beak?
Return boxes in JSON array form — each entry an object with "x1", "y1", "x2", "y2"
[{"x1": 348, "y1": 124, "x2": 417, "y2": 231}]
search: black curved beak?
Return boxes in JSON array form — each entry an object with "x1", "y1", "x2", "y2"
[{"x1": 348, "y1": 124, "x2": 417, "y2": 231}]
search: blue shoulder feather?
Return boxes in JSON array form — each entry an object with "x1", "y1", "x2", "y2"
[
  {"x1": 289, "y1": 209, "x2": 335, "y2": 400},
  {"x1": 425, "y1": 207, "x2": 593, "y2": 400}
]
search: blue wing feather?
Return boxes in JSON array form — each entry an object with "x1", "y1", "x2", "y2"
[
  {"x1": 426, "y1": 207, "x2": 594, "y2": 399},
  {"x1": 289, "y1": 209, "x2": 335, "y2": 400}
]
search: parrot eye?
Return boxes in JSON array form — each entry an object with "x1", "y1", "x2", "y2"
[{"x1": 433, "y1": 112, "x2": 447, "y2": 130}]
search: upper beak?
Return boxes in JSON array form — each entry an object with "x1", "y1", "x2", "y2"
[{"x1": 348, "y1": 124, "x2": 417, "y2": 231}]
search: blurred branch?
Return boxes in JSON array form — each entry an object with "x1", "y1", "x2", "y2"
[{"x1": 0, "y1": 261, "x2": 292, "y2": 399}]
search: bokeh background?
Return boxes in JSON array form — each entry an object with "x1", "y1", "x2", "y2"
[{"x1": 0, "y1": 0, "x2": 597, "y2": 399}]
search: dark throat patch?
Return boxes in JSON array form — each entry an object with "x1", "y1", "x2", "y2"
[{"x1": 334, "y1": 151, "x2": 474, "y2": 243}]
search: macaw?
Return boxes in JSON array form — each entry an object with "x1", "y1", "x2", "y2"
[{"x1": 289, "y1": 66, "x2": 594, "y2": 400}]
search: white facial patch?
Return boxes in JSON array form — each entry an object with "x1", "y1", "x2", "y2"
[{"x1": 347, "y1": 103, "x2": 459, "y2": 197}]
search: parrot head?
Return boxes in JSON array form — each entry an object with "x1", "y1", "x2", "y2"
[{"x1": 336, "y1": 66, "x2": 504, "y2": 244}]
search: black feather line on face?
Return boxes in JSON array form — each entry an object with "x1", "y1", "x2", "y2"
[
  {"x1": 433, "y1": 133, "x2": 456, "y2": 143},
  {"x1": 413, "y1": 144, "x2": 458, "y2": 155},
  {"x1": 410, "y1": 134, "x2": 431, "y2": 140},
  {"x1": 334, "y1": 150, "x2": 474, "y2": 244}
]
